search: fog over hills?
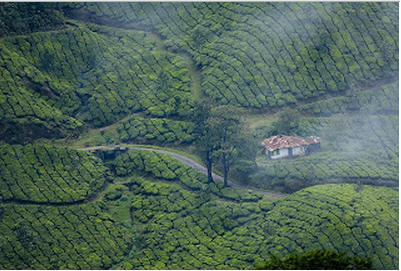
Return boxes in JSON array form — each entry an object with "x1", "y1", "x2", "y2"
[{"x1": 0, "y1": 2, "x2": 398, "y2": 270}]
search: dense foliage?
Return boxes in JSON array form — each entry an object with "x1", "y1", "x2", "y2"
[
  {"x1": 64, "y1": 2, "x2": 398, "y2": 108},
  {"x1": 0, "y1": 203, "x2": 133, "y2": 269},
  {"x1": 0, "y1": 21, "x2": 192, "y2": 142},
  {"x1": 112, "y1": 149, "x2": 261, "y2": 202},
  {"x1": 109, "y1": 172, "x2": 398, "y2": 269},
  {"x1": 118, "y1": 116, "x2": 195, "y2": 145},
  {"x1": 0, "y1": 3, "x2": 65, "y2": 37},
  {"x1": 259, "y1": 184, "x2": 398, "y2": 270},
  {"x1": 256, "y1": 249, "x2": 372, "y2": 270},
  {"x1": 0, "y1": 3, "x2": 398, "y2": 270},
  {"x1": 0, "y1": 143, "x2": 108, "y2": 203}
]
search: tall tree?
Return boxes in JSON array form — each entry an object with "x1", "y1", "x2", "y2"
[
  {"x1": 193, "y1": 101, "x2": 245, "y2": 185},
  {"x1": 192, "y1": 99, "x2": 218, "y2": 183},
  {"x1": 210, "y1": 105, "x2": 241, "y2": 187}
]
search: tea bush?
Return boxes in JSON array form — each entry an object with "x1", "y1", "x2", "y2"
[{"x1": 0, "y1": 143, "x2": 108, "y2": 203}]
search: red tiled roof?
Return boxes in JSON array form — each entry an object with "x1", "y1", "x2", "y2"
[{"x1": 262, "y1": 135, "x2": 322, "y2": 152}]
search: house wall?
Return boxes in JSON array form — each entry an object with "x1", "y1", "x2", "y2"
[
  {"x1": 307, "y1": 143, "x2": 321, "y2": 153},
  {"x1": 270, "y1": 148, "x2": 289, "y2": 159},
  {"x1": 268, "y1": 146, "x2": 307, "y2": 159},
  {"x1": 293, "y1": 146, "x2": 306, "y2": 156}
]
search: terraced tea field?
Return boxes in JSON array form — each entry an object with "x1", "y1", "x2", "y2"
[{"x1": 0, "y1": 2, "x2": 398, "y2": 270}]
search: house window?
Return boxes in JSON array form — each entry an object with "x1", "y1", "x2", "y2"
[{"x1": 272, "y1": 149, "x2": 280, "y2": 156}]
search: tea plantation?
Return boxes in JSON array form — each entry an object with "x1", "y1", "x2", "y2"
[
  {"x1": 0, "y1": 203, "x2": 133, "y2": 269},
  {"x1": 0, "y1": 2, "x2": 398, "y2": 270},
  {"x1": 252, "y1": 81, "x2": 398, "y2": 193},
  {"x1": 105, "y1": 153, "x2": 399, "y2": 270},
  {"x1": 63, "y1": 2, "x2": 398, "y2": 108},
  {"x1": 0, "y1": 143, "x2": 108, "y2": 203}
]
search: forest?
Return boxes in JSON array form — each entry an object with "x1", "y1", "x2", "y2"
[{"x1": 0, "y1": 2, "x2": 398, "y2": 270}]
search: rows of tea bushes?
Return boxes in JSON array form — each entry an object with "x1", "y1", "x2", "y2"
[
  {"x1": 254, "y1": 113, "x2": 398, "y2": 192},
  {"x1": 122, "y1": 177, "x2": 271, "y2": 269},
  {"x1": 302, "y1": 114, "x2": 399, "y2": 160},
  {"x1": 64, "y1": 2, "x2": 398, "y2": 108},
  {"x1": 197, "y1": 2, "x2": 397, "y2": 107},
  {"x1": 300, "y1": 81, "x2": 399, "y2": 116},
  {"x1": 0, "y1": 203, "x2": 133, "y2": 269},
  {"x1": 0, "y1": 43, "x2": 82, "y2": 143},
  {"x1": 114, "y1": 177, "x2": 397, "y2": 269},
  {"x1": 117, "y1": 116, "x2": 195, "y2": 144},
  {"x1": 1, "y1": 21, "x2": 193, "y2": 133},
  {"x1": 254, "y1": 152, "x2": 398, "y2": 193},
  {"x1": 75, "y1": 24, "x2": 192, "y2": 126},
  {"x1": 0, "y1": 143, "x2": 108, "y2": 203},
  {"x1": 112, "y1": 149, "x2": 262, "y2": 202},
  {"x1": 260, "y1": 184, "x2": 399, "y2": 270}
]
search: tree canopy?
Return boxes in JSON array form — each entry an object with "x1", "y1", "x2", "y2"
[{"x1": 256, "y1": 249, "x2": 373, "y2": 270}]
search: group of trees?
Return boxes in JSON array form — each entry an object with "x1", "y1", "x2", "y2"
[
  {"x1": 256, "y1": 249, "x2": 372, "y2": 270},
  {"x1": 191, "y1": 100, "x2": 259, "y2": 186},
  {"x1": 112, "y1": 149, "x2": 261, "y2": 202}
]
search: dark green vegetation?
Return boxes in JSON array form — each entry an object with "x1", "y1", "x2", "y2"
[
  {"x1": 0, "y1": 3, "x2": 65, "y2": 37},
  {"x1": 0, "y1": 20, "x2": 192, "y2": 143},
  {"x1": 0, "y1": 203, "x2": 132, "y2": 269},
  {"x1": 108, "y1": 161, "x2": 399, "y2": 269},
  {"x1": 0, "y1": 151, "x2": 398, "y2": 269},
  {"x1": 0, "y1": 143, "x2": 108, "y2": 203},
  {"x1": 256, "y1": 249, "x2": 372, "y2": 270},
  {"x1": 118, "y1": 116, "x2": 195, "y2": 145},
  {"x1": 0, "y1": 2, "x2": 398, "y2": 270},
  {"x1": 252, "y1": 81, "x2": 399, "y2": 193},
  {"x1": 261, "y1": 184, "x2": 398, "y2": 270},
  {"x1": 63, "y1": 2, "x2": 398, "y2": 108},
  {"x1": 112, "y1": 149, "x2": 261, "y2": 202}
]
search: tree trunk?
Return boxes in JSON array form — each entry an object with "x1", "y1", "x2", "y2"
[
  {"x1": 222, "y1": 154, "x2": 229, "y2": 187},
  {"x1": 206, "y1": 150, "x2": 214, "y2": 183}
]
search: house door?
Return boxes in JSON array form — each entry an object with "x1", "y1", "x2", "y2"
[{"x1": 288, "y1": 147, "x2": 293, "y2": 156}]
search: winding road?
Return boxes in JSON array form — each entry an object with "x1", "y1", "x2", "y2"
[{"x1": 77, "y1": 145, "x2": 287, "y2": 198}]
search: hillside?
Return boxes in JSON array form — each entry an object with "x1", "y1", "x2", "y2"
[
  {"x1": 0, "y1": 2, "x2": 398, "y2": 270},
  {"x1": 0, "y1": 147, "x2": 397, "y2": 269}
]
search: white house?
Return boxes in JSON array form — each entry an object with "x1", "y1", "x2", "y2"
[{"x1": 262, "y1": 135, "x2": 322, "y2": 159}]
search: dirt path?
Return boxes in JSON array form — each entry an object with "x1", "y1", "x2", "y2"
[{"x1": 77, "y1": 145, "x2": 287, "y2": 198}]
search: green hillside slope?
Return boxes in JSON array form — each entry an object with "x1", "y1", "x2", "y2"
[
  {"x1": 1, "y1": 22, "x2": 192, "y2": 131},
  {"x1": 261, "y1": 184, "x2": 398, "y2": 270},
  {"x1": 0, "y1": 203, "x2": 133, "y2": 269},
  {"x1": 106, "y1": 152, "x2": 398, "y2": 270},
  {"x1": 0, "y1": 3, "x2": 398, "y2": 270},
  {"x1": 64, "y1": 2, "x2": 398, "y2": 108},
  {"x1": 251, "y1": 80, "x2": 398, "y2": 193},
  {"x1": 0, "y1": 145, "x2": 397, "y2": 269},
  {"x1": 0, "y1": 143, "x2": 108, "y2": 203}
]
